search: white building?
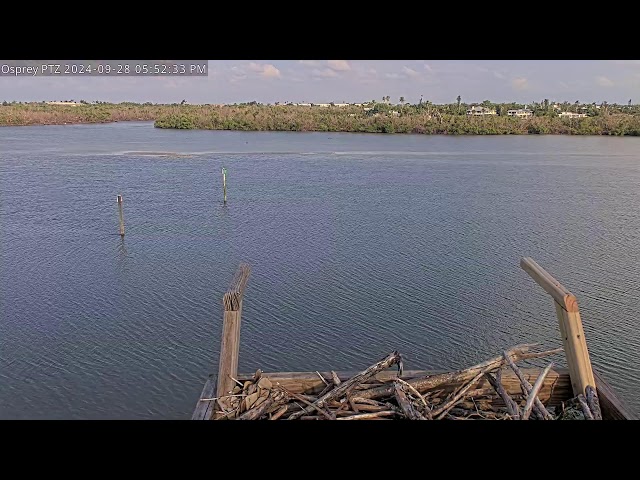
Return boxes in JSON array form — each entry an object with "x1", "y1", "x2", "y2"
[
  {"x1": 466, "y1": 105, "x2": 497, "y2": 116},
  {"x1": 507, "y1": 109, "x2": 533, "y2": 118},
  {"x1": 558, "y1": 112, "x2": 587, "y2": 118}
]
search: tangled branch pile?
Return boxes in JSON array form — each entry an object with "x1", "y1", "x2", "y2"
[{"x1": 206, "y1": 344, "x2": 602, "y2": 420}]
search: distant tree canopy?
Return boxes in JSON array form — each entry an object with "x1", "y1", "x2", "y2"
[{"x1": 1, "y1": 100, "x2": 639, "y2": 135}]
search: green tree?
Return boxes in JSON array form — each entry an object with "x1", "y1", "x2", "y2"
[
  {"x1": 456, "y1": 95, "x2": 461, "y2": 113},
  {"x1": 399, "y1": 96, "x2": 405, "y2": 104}
]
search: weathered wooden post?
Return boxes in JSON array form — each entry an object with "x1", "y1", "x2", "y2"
[
  {"x1": 117, "y1": 194, "x2": 125, "y2": 236},
  {"x1": 222, "y1": 167, "x2": 227, "y2": 205},
  {"x1": 520, "y1": 257, "x2": 596, "y2": 396},
  {"x1": 216, "y1": 263, "x2": 251, "y2": 403}
]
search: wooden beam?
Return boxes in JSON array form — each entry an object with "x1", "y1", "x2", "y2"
[
  {"x1": 593, "y1": 370, "x2": 637, "y2": 420},
  {"x1": 232, "y1": 368, "x2": 572, "y2": 406},
  {"x1": 520, "y1": 257, "x2": 595, "y2": 396},
  {"x1": 554, "y1": 301, "x2": 595, "y2": 396},
  {"x1": 192, "y1": 374, "x2": 217, "y2": 420},
  {"x1": 520, "y1": 257, "x2": 577, "y2": 312},
  {"x1": 216, "y1": 263, "x2": 251, "y2": 399}
]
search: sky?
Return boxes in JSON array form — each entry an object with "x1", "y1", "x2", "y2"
[{"x1": 1, "y1": 60, "x2": 639, "y2": 105}]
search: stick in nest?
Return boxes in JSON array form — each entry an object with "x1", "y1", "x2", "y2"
[
  {"x1": 502, "y1": 351, "x2": 554, "y2": 420},
  {"x1": 278, "y1": 386, "x2": 336, "y2": 420},
  {"x1": 521, "y1": 362, "x2": 554, "y2": 420},
  {"x1": 394, "y1": 381, "x2": 427, "y2": 420},
  {"x1": 431, "y1": 370, "x2": 486, "y2": 420},
  {"x1": 288, "y1": 351, "x2": 403, "y2": 420},
  {"x1": 355, "y1": 344, "x2": 562, "y2": 401},
  {"x1": 484, "y1": 369, "x2": 521, "y2": 420}
]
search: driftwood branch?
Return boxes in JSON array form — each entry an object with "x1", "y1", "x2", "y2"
[
  {"x1": 315, "y1": 371, "x2": 329, "y2": 386},
  {"x1": 237, "y1": 397, "x2": 275, "y2": 420},
  {"x1": 279, "y1": 386, "x2": 335, "y2": 420},
  {"x1": 484, "y1": 369, "x2": 521, "y2": 419},
  {"x1": 502, "y1": 351, "x2": 555, "y2": 420},
  {"x1": 288, "y1": 351, "x2": 403, "y2": 420},
  {"x1": 395, "y1": 377, "x2": 432, "y2": 419},
  {"x1": 356, "y1": 344, "x2": 562, "y2": 401},
  {"x1": 432, "y1": 370, "x2": 486, "y2": 420},
  {"x1": 336, "y1": 411, "x2": 396, "y2": 420},
  {"x1": 269, "y1": 405, "x2": 288, "y2": 420},
  {"x1": 585, "y1": 385, "x2": 602, "y2": 420},
  {"x1": 521, "y1": 362, "x2": 554, "y2": 420},
  {"x1": 394, "y1": 381, "x2": 426, "y2": 420}
]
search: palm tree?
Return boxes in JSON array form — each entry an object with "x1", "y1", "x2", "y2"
[
  {"x1": 399, "y1": 96, "x2": 405, "y2": 104},
  {"x1": 456, "y1": 95, "x2": 461, "y2": 113}
]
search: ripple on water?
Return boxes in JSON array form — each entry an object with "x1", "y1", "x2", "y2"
[{"x1": 1, "y1": 127, "x2": 640, "y2": 418}]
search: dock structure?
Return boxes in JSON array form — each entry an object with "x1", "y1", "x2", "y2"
[{"x1": 193, "y1": 258, "x2": 635, "y2": 420}]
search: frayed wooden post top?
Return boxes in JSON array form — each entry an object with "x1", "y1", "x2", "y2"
[
  {"x1": 520, "y1": 257, "x2": 595, "y2": 397},
  {"x1": 216, "y1": 263, "x2": 251, "y2": 401},
  {"x1": 222, "y1": 263, "x2": 251, "y2": 312}
]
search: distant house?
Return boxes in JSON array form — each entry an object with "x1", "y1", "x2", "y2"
[
  {"x1": 558, "y1": 112, "x2": 587, "y2": 118},
  {"x1": 46, "y1": 101, "x2": 82, "y2": 106},
  {"x1": 333, "y1": 103, "x2": 350, "y2": 107},
  {"x1": 466, "y1": 105, "x2": 496, "y2": 116},
  {"x1": 313, "y1": 103, "x2": 331, "y2": 107},
  {"x1": 296, "y1": 103, "x2": 312, "y2": 107},
  {"x1": 507, "y1": 109, "x2": 533, "y2": 118}
]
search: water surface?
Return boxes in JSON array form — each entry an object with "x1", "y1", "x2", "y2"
[{"x1": 1, "y1": 122, "x2": 639, "y2": 418}]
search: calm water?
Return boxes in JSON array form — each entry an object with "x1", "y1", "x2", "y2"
[{"x1": 1, "y1": 122, "x2": 639, "y2": 419}]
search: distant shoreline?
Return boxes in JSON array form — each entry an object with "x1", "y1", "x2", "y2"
[{"x1": 1, "y1": 102, "x2": 639, "y2": 136}]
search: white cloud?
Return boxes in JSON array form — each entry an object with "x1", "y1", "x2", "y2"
[
  {"x1": 595, "y1": 76, "x2": 614, "y2": 87},
  {"x1": 385, "y1": 73, "x2": 402, "y2": 79},
  {"x1": 423, "y1": 63, "x2": 433, "y2": 72},
  {"x1": 402, "y1": 66, "x2": 420, "y2": 78},
  {"x1": 312, "y1": 68, "x2": 338, "y2": 78},
  {"x1": 248, "y1": 62, "x2": 281, "y2": 78},
  {"x1": 327, "y1": 60, "x2": 351, "y2": 71},
  {"x1": 511, "y1": 77, "x2": 529, "y2": 90},
  {"x1": 299, "y1": 60, "x2": 320, "y2": 67},
  {"x1": 493, "y1": 71, "x2": 505, "y2": 80}
]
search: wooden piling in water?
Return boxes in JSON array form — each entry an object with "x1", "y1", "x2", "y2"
[
  {"x1": 216, "y1": 263, "x2": 251, "y2": 402},
  {"x1": 117, "y1": 194, "x2": 125, "y2": 236},
  {"x1": 520, "y1": 257, "x2": 596, "y2": 396},
  {"x1": 222, "y1": 167, "x2": 227, "y2": 205}
]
